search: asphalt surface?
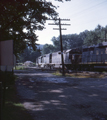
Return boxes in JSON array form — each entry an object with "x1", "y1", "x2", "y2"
[{"x1": 15, "y1": 68, "x2": 107, "y2": 120}]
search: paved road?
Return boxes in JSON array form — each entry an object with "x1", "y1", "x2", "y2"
[{"x1": 15, "y1": 69, "x2": 107, "y2": 120}]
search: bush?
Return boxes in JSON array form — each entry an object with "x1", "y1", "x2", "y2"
[{"x1": 0, "y1": 71, "x2": 16, "y2": 87}]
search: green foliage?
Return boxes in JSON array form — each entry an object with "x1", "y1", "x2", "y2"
[
  {"x1": 0, "y1": 71, "x2": 16, "y2": 87},
  {"x1": 0, "y1": 0, "x2": 58, "y2": 56},
  {"x1": 42, "y1": 33, "x2": 83, "y2": 55},
  {"x1": 62, "y1": 34, "x2": 83, "y2": 49},
  {"x1": 53, "y1": 70, "x2": 62, "y2": 76},
  {"x1": 84, "y1": 30, "x2": 100, "y2": 46},
  {"x1": 41, "y1": 24, "x2": 107, "y2": 55},
  {"x1": 2, "y1": 85, "x2": 33, "y2": 120},
  {"x1": 15, "y1": 66, "x2": 26, "y2": 70},
  {"x1": 51, "y1": 36, "x2": 61, "y2": 51},
  {"x1": 42, "y1": 44, "x2": 55, "y2": 54},
  {"x1": 84, "y1": 25, "x2": 107, "y2": 46},
  {"x1": 17, "y1": 46, "x2": 41, "y2": 62}
]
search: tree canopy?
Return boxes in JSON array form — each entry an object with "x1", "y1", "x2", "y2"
[
  {"x1": 17, "y1": 46, "x2": 41, "y2": 63},
  {"x1": 41, "y1": 25, "x2": 107, "y2": 55},
  {"x1": 84, "y1": 25, "x2": 107, "y2": 46},
  {"x1": 0, "y1": 0, "x2": 60, "y2": 56},
  {"x1": 42, "y1": 44, "x2": 55, "y2": 55}
]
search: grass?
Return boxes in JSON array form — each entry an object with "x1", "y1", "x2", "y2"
[
  {"x1": 0, "y1": 71, "x2": 33, "y2": 120},
  {"x1": 53, "y1": 70, "x2": 62, "y2": 76},
  {"x1": 2, "y1": 85, "x2": 33, "y2": 120},
  {"x1": 66, "y1": 72, "x2": 105, "y2": 78},
  {"x1": 53, "y1": 70, "x2": 106, "y2": 78},
  {"x1": 14, "y1": 66, "x2": 26, "y2": 70}
]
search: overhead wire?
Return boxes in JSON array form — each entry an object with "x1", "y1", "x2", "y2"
[
  {"x1": 65, "y1": 0, "x2": 107, "y2": 33},
  {"x1": 68, "y1": 0, "x2": 107, "y2": 18}
]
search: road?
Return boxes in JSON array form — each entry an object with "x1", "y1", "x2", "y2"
[{"x1": 15, "y1": 68, "x2": 107, "y2": 120}]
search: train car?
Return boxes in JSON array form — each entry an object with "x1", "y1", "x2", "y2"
[
  {"x1": 36, "y1": 48, "x2": 82, "y2": 70},
  {"x1": 36, "y1": 56, "x2": 42, "y2": 67},
  {"x1": 51, "y1": 51, "x2": 62, "y2": 68},
  {"x1": 36, "y1": 51, "x2": 62, "y2": 69},
  {"x1": 80, "y1": 42, "x2": 107, "y2": 71},
  {"x1": 64, "y1": 48, "x2": 82, "y2": 70},
  {"x1": 42, "y1": 53, "x2": 52, "y2": 68},
  {"x1": 36, "y1": 42, "x2": 107, "y2": 71}
]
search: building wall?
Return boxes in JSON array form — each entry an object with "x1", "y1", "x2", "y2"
[{"x1": 0, "y1": 40, "x2": 15, "y2": 71}]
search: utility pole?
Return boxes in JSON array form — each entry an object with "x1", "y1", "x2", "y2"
[
  {"x1": 48, "y1": 18, "x2": 70, "y2": 76},
  {"x1": 105, "y1": 29, "x2": 107, "y2": 42}
]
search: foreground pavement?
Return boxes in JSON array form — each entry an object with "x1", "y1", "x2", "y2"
[{"x1": 15, "y1": 69, "x2": 107, "y2": 120}]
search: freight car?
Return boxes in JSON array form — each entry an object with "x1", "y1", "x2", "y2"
[{"x1": 36, "y1": 42, "x2": 107, "y2": 71}]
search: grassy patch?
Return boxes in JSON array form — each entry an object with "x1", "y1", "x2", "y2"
[
  {"x1": 0, "y1": 71, "x2": 33, "y2": 120},
  {"x1": 14, "y1": 66, "x2": 26, "y2": 70},
  {"x1": 53, "y1": 70, "x2": 62, "y2": 76},
  {"x1": 53, "y1": 71, "x2": 106, "y2": 78},
  {"x1": 66, "y1": 72, "x2": 105, "y2": 78},
  {"x1": 2, "y1": 86, "x2": 33, "y2": 120}
]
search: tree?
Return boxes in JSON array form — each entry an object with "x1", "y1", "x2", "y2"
[
  {"x1": 101, "y1": 25, "x2": 107, "y2": 41},
  {"x1": 42, "y1": 25, "x2": 107, "y2": 55},
  {"x1": 51, "y1": 36, "x2": 61, "y2": 51},
  {"x1": 83, "y1": 25, "x2": 107, "y2": 46},
  {"x1": 42, "y1": 44, "x2": 55, "y2": 55},
  {"x1": 84, "y1": 30, "x2": 100, "y2": 46},
  {"x1": 51, "y1": 34, "x2": 83, "y2": 51},
  {"x1": 18, "y1": 46, "x2": 41, "y2": 63},
  {"x1": 0, "y1": 0, "x2": 61, "y2": 56},
  {"x1": 62, "y1": 34, "x2": 83, "y2": 49}
]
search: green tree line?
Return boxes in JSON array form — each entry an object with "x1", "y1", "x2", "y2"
[
  {"x1": 17, "y1": 46, "x2": 41, "y2": 63},
  {"x1": 42, "y1": 24, "x2": 107, "y2": 55},
  {"x1": 18, "y1": 24, "x2": 107, "y2": 62}
]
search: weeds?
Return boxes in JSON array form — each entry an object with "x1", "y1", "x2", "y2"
[
  {"x1": 53, "y1": 70, "x2": 106, "y2": 78},
  {"x1": 2, "y1": 86, "x2": 33, "y2": 120},
  {"x1": 0, "y1": 70, "x2": 33, "y2": 120},
  {"x1": 53, "y1": 70, "x2": 62, "y2": 76},
  {"x1": 14, "y1": 66, "x2": 26, "y2": 70}
]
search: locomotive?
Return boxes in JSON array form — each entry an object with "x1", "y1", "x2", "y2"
[{"x1": 36, "y1": 42, "x2": 107, "y2": 71}]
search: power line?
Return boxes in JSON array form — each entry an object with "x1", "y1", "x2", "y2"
[
  {"x1": 68, "y1": 0, "x2": 107, "y2": 18},
  {"x1": 65, "y1": 0, "x2": 107, "y2": 29},
  {"x1": 72, "y1": 16, "x2": 107, "y2": 29}
]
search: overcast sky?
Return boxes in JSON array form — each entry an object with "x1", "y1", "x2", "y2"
[{"x1": 36, "y1": 0, "x2": 107, "y2": 45}]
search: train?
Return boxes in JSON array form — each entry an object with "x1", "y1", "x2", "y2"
[{"x1": 36, "y1": 42, "x2": 107, "y2": 71}]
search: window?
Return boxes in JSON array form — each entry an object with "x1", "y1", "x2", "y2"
[{"x1": 96, "y1": 50, "x2": 99, "y2": 55}]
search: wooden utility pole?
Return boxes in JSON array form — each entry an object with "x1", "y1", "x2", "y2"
[
  {"x1": 105, "y1": 29, "x2": 107, "y2": 41},
  {"x1": 48, "y1": 18, "x2": 70, "y2": 76}
]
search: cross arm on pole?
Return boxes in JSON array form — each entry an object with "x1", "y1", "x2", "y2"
[
  {"x1": 53, "y1": 28, "x2": 67, "y2": 30},
  {"x1": 48, "y1": 23, "x2": 71, "y2": 26},
  {"x1": 48, "y1": 17, "x2": 70, "y2": 76}
]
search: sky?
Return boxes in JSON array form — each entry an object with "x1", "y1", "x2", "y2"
[{"x1": 36, "y1": 0, "x2": 107, "y2": 45}]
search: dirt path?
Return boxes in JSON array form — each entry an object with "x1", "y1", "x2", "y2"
[{"x1": 15, "y1": 69, "x2": 107, "y2": 120}]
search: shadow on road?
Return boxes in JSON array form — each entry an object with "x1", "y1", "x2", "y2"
[{"x1": 15, "y1": 69, "x2": 107, "y2": 120}]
